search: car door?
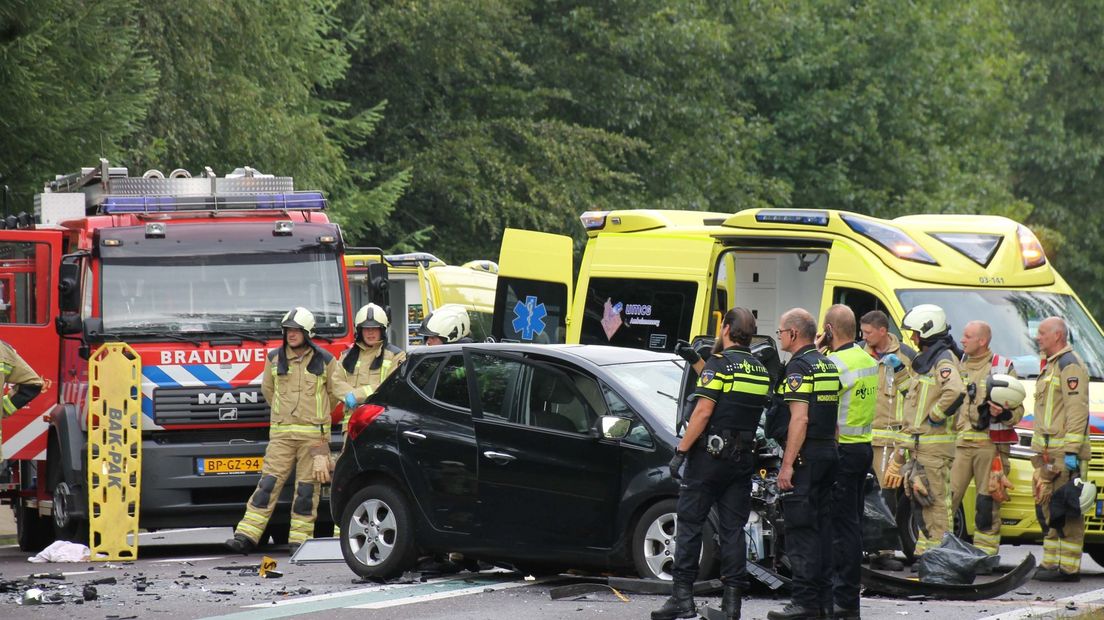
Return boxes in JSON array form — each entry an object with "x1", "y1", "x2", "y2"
[
  {"x1": 467, "y1": 348, "x2": 622, "y2": 551},
  {"x1": 395, "y1": 353, "x2": 480, "y2": 535}
]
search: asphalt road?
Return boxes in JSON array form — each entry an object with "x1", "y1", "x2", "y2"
[{"x1": 1, "y1": 528, "x2": 1103, "y2": 619}]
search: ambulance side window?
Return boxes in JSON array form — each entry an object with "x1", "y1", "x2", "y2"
[
  {"x1": 0, "y1": 242, "x2": 49, "y2": 325},
  {"x1": 832, "y1": 287, "x2": 899, "y2": 339},
  {"x1": 579, "y1": 278, "x2": 697, "y2": 351}
]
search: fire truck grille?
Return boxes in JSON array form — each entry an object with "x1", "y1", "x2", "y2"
[{"x1": 153, "y1": 386, "x2": 270, "y2": 425}]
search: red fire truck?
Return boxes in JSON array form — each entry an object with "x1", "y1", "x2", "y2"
[{"x1": 0, "y1": 160, "x2": 380, "y2": 550}]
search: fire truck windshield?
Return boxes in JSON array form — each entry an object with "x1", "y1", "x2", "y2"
[
  {"x1": 897, "y1": 289, "x2": 1104, "y2": 381},
  {"x1": 101, "y1": 250, "x2": 346, "y2": 338}
]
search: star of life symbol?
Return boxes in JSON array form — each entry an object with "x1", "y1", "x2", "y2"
[{"x1": 512, "y1": 295, "x2": 547, "y2": 340}]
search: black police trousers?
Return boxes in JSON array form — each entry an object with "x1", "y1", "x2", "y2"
[
  {"x1": 782, "y1": 442, "x2": 838, "y2": 610},
  {"x1": 825, "y1": 442, "x2": 873, "y2": 612},
  {"x1": 672, "y1": 446, "x2": 754, "y2": 588}
]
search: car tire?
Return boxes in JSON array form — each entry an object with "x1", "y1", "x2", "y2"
[
  {"x1": 47, "y1": 439, "x2": 87, "y2": 544},
  {"x1": 632, "y1": 499, "x2": 717, "y2": 580},
  {"x1": 340, "y1": 484, "x2": 416, "y2": 580},
  {"x1": 1085, "y1": 544, "x2": 1104, "y2": 570},
  {"x1": 15, "y1": 501, "x2": 52, "y2": 552},
  {"x1": 897, "y1": 498, "x2": 966, "y2": 562}
]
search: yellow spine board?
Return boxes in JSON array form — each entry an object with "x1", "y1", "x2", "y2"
[{"x1": 87, "y1": 343, "x2": 142, "y2": 561}]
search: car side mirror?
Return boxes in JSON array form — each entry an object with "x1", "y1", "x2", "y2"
[
  {"x1": 600, "y1": 416, "x2": 632, "y2": 440},
  {"x1": 83, "y1": 317, "x2": 105, "y2": 345}
]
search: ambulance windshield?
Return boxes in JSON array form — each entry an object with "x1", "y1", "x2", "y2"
[
  {"x1": 101, "y1": 250, "x2": 346, "y2": 337},
  {"x1": 897, "y1": 289, "x2": 1104, "y2": 380}
]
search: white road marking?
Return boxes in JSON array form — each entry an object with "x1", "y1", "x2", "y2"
[
  {"x1": 348, "y1": 577, "x2": 541, "y2": 609},
  {"x1": 977, "y1": 585, "x2": 1104, "y2": 619}
]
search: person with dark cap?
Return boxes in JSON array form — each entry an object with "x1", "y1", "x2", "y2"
[
  {"x1": 652, "y1": 307, "x2": 771, "y2": 620},
  {"x1": 225, "y1": 307, "x2": 356, "y2": 555},
  {"x1": 767, "y1": 308, "x2": 841, "y2": 620},
  {"x1": 341, "y1": 303, "x2": 406, "y2": 433}
]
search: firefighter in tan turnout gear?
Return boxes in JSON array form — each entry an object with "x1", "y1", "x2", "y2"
[
  {"x1": 950, "y1": 321, "x2": 1025, "y2": 557},
  {"x1": 860, "y1": 310, "x2": 914, "y2": 571},
  {"x1": 885, "y1": 304, "x2": 966, "y2": 559},
  {"x1": 0, "y1": 339, "x2": 45, "y2": 445},
  {"x1": 341, "y1": 303, "x2": 406, "y2": 430},
  {"x1": 1032, "y1": 316, "x2": 1091, "y2": 582},
  {"x1": 225, "y1": 307, "x2": 356, "y2": 554}
]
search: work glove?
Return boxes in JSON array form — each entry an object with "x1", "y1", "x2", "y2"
[
  {"x1": 882, "y1": 353, "x2": 904, "y2": 373},
  {"x1": 1065, "y1": 454, "x2": 1080, "y2": 472},
  {"x1": 1033, "y1": 468, "x2": 1053, "y2": 505},
  {"x1": 675, "y1": 340, "x2": 701, "y2": 365},
  {"x1": 344, "y1": 392, "x2": 359, "y2": 410},
  {"x1": 669, "y1": 450, "x2": 687, "y2": 481},
  {"x1": 883, "y1": 450, "x2": 905, "y2": 489},
  {"x1": 310, "y1": 442, "x2": 332, "y2": 484},
  {"x1": 904, "y1": 460, "x2": 934, "y2": 507},
  {"x1": 992, "y1": 405, "x2": 1014, "y2": 424},
  {"x1": 987, "y1": 454, "x2": 1014, "y2": 503}
]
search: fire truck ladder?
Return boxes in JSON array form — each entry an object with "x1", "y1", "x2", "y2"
[{"x1": 86, "y1": 343, "x2": 142, "y2": 561}]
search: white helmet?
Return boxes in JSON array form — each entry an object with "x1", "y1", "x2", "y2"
[
  {"x1": 418, "y1": 304, "x2": 471, "y2": 344},
  {"x1": 1081, "y1": 480, "x2": 1098, "y2": 516},
  {"x1": 281, "y1": 307, "x2": 316, "y2": 337},
  {"x1": 901, "y1": 304, "x2": 948, "y2": 339},
  {"x1": 986, "y1": 373, "x2": 1027, "y2": 409},
  {"x1": 355, "y1": 303, "x2": 389, "y2": 330}
]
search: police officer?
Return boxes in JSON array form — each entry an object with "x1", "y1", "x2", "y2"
[
  {"x1": 768, "y1": 308, "x2": 841, "y2": 620},
  {"x1": 884, "y1": 304, "x2": 966, "y2": 560},
  {"x1": 418, "y1": 304, "x2": 474, "y2": 345},
  {"x1": 821, "y1": 305, "x2": 877, "y2": 620},
  {"x1": 1032, "y1": 316, "x2": 1089, "y2": 582},
  {"x1": 652, "y1": 307, "x2": 770, "y2": 620},
  {"x1": 0, "y1": 339, "x2": 45, "y2": 442},
  {"x1": 341, "y1": 303, "x2": 406, "y2": 431},
  {"x1": 225, "y1": 307, "x2": 356, "y2": 554},
  {"x1": 860, "y1": 310, "x2": 915, "y2": 571},
  {"x1": 950, "y1": 321, "x2": 1023, "y2": 557}
]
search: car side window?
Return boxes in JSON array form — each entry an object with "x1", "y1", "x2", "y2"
[
  {"x1": 408, "y1": 356, "x2": 444, "y2": 394},
  {"x1": 467, "y1": 353, "x2": 521, "y2": 420},
  {"x1": 433, "y1": 355, "x2": 471, "y2": 409},
  {"x1": 603, "y1": 383, "x2": 654, "y2": 448},
  {"x1": 522, "y1": 365, "x2": 595, "y2": 433}
]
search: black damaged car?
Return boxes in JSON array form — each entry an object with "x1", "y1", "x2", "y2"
[{"x1": 329, "y1": 343, "x2": 715, "y2": 580}]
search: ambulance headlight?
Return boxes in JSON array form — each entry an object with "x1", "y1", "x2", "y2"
[
  {"x1": 1017, "y1": 224, "x2": 1046, "y2": 269},
  {"x1": 580, "y1": 211, "x2": 610, "y2": 230},
  {"x1": 841, "y1": 214, "x2": 938, "y2": 265}
]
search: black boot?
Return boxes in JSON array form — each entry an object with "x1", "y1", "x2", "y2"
[
  {"x1": 223, "y1": 533, "x2": 254, "y2": 554},
  {"x1": 721, "y1": 585, "x2": 741, "y2": 619},
  {"x1": 651, "y1": 581, "x2": 696, "y2": 620},
  {"x1": 767, "y1": 602, "x2": 821, "y2": 620}
]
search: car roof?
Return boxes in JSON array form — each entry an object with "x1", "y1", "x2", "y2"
[{"x1": 410, "y1": 342, "x2": 678, "y2": 366}]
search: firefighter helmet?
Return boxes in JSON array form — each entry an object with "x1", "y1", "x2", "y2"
[
  {"x1": 902, "y1": 304, "x2": 948, "y2": 339},
  {"x1": 355, "y1": 303, "x2": 389, "y2": 330},
  {"x1": 281, "y1": 307, "x2": 316, "y2": 337},
  {"x1": 1081, "y1": 480, "x2": 1098, "y2": 516},
  {"x1": 417, "y1": 305, "x2": 471, "y2": 344},
  {"x1": 986, "y1": 373, "x2": 1027, "y2": 410}
]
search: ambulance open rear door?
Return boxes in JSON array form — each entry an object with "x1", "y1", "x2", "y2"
[{"x1": 492, "y1": 229, "x2": 573, "y2": 344}]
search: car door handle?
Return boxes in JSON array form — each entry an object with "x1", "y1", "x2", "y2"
[
  {"x1": 483, "y1": 451, "x2": 516, "y2": 464},
  {"x1": 402, "y1": 430, "x2": 427, "y2": 443}
]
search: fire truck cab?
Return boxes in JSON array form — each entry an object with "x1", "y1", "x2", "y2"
[{"x1": 1, "y1": 160, "x2": 364, "y2": 550}]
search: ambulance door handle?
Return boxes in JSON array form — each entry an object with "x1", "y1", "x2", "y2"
[
  {"x1": 483, "y1": 451, "x2": 516, "y2": 464},
  {"x1": 402, "y1": 430, "x2": 427, "y2": 443}
]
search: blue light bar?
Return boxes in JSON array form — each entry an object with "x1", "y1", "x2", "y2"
[
  {"x1": 754, "y1": 209, "x2": 829, "y2": 226},
  {"x1": 101, "y1": 192, "x2": 327, "y2": 214}
]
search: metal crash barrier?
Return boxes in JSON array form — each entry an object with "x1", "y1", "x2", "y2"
[{"x1": 87, "y1": 343, "x2": 142, "y2": 561}]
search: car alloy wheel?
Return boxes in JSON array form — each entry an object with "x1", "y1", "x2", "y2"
[
  {"x1": 339, "y1": 483, "x2": 416, "y2": 579},
  {"x1": 632, "y1": 499, "x2": 717, "y2": 580}
]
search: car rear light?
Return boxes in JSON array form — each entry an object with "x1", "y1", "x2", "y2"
[{"x1": 347, "y1": 404, "x2": 385, "y2": 441}]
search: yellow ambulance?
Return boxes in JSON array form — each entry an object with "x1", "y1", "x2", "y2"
[
  {"x1": 493, "y1": 208, "x2": 1104, "y2": 559},
  {"x1": 346, "y1": 252, "x2": 497, "y2": 348}
]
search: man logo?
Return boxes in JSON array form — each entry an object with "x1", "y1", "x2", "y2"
[
  {"x1": 198, "y1": 391, "x2": 260, "y2": 405},
  {"x1": 219, "y1": 407, "x2": 239, "y2": 421}
]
